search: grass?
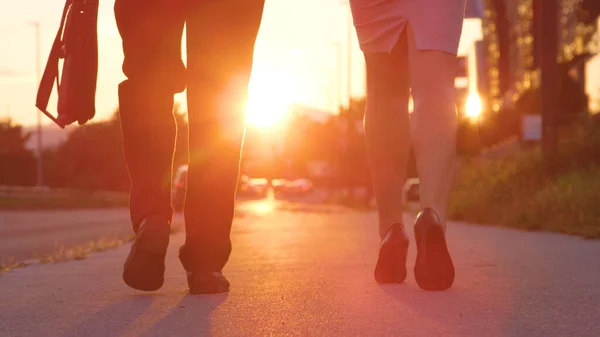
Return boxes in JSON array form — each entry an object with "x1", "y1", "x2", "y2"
[
  {"x1": 448, "y1": 118, "x2": 600, "y2": 239},
  {"x1": 37, "y1": 235, "x2": 136, "y2": 264},
  {"x1": 0, "y1": 258, "x2": 29, "y2": 273},
  {"x1": 0, "y1": 227, "x2": 183, "y2": 273}
]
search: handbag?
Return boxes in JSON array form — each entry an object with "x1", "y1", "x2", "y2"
[{"x1": 36, "y1": 0, "x2": 99, "y2": 128}]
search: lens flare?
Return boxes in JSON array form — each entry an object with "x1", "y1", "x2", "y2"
[
  {"x1": 465, "y1": 93, "x2": 482, "y2": 121},
  {"x1": 245, "y1": 70, "x2": 294, "y2": 128}
]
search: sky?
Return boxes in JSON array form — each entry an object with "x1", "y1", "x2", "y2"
[{"x1": 0, "y1": 0, "x2": 483, "y2": 126}]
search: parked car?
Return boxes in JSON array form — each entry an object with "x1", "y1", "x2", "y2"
[
  {"x1": 271, "y1": 178, "x2": 287, "y2": 193},
  {"x1": 172, "y1": 164, "x2": 188, "y2": 212},
  {"x1": 272, "y1": 178, "x2": 314, "y2": 196},
  {"x1": 173, "y1": 167, "x2": 270, "y2": 210},
  {"x1": 238, "y1": 176, "x2": 269, "y2": 197},
  {"x1": 287, "y1": 178, "x2": 313, "y2": 195}
]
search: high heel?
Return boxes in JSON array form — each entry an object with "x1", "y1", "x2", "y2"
[
  {"x1": 413, "y1": 208, "x2": 454, "y2": 291},
  {"x1": 374, "y1": 223, "x2": 409, "y2": 284}
]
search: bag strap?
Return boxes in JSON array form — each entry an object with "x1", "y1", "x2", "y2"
[{"x1": 35, "y1": 0, "x2": 72, "y2": 128}]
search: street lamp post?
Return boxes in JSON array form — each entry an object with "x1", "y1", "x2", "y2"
[
  {"x1": 332, "y1": 42, "x2": 344, "y2": 113},
  {"x1": 345, "y1": 6, "x2": 353, "y2": 108},
  {"x1": 32, "y1": 21, "x2": 44, "y2": 187},
  {"x1": 337, "y1": 0, "x2": 354, "y2": 107},
  {"x1": 338, "y1": 1, "x2": 356, "y2": 200}
]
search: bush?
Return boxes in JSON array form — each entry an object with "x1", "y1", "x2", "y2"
[
  {"x1": 449, "y1": 117, "x2": 600, "y2": 238},
  {"x1": 0, "y1": 119, "x2": 36, "y2": 186},
  {"x1": 46, "y1": 118, "x2": 129, "y2": 192}
]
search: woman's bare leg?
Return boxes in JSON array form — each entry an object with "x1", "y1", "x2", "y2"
[
  {"x1": 406, "y1": 25, "x2": 458, "y2": 229},
  {"x1": 363, "y1": 30, "x2": 411, "y2": 239}
]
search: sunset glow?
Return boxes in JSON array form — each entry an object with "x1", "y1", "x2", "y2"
[
  {"x1": 465, "y1": 93, "x2": 483, "y2": 121},
  {"x1": 245, "y1": 70, "x2": 294, "y2": 128}
]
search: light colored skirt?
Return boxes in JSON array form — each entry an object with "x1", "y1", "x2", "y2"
[{"x1": 349, "y1": 0, "x2": 467, "y2": 55}]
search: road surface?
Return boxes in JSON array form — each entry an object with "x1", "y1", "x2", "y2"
[
  {"x1": 0, "y1": 190, "x2": 329, "y2": 264},
  {"x1": 0, "y1": 209, "x2": 186, "y2": 264},
  {"x1": 1, "y1": 202, "x2": 600, "y2": 336}
]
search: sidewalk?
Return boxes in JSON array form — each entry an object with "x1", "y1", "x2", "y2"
[{"x1": 1, "y1": 207, "x2": 600, "y2": 336}]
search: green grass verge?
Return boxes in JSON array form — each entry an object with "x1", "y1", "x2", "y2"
[{"x1": 448, "y1": 120, "x2": 600, "y2": 239}]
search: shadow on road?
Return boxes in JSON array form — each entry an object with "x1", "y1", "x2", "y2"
[
  {"x1": 62, "y1": 295, "x2": 154, "y2": 337},
  {"x1": 60, "y1": 292, "x2": 228, "y2": 337},
  {"x1": 378, "y1": 284, "x2": 494, "y2": 334},
  {"x1": 142, "y1": 293, "x2": 229, "y2": 337}
]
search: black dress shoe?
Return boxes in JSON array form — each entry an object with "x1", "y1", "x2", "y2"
[
  {"x1": 123, "y1": 215, "x2": 170, "y2": 291},
  {"x1": 187, "y1": 272, "x2": 230, "y2": 294},
  {"x1": 374, "y1": 223, "x2": 409, "y2": 284},
  {"x1": 414, "y1": 208, "x2": 454, "y2": 291}
]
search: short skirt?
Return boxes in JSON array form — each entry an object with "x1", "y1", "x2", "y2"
[{"x1": 349, "y1": 0, "x2": 467, "y2": 55}]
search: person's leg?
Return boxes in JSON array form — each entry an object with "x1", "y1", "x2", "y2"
[
  {"x1": 179, "y1": 0, "x2": 264, "y2": 293},
  {"x1": 406, "y1": 23, "x2": 457, "y2": 291},
  {"x1": 407, "y1": 26, "x2": 458, "y2": 228},
  {"x1": 364, "y1": 29, "x2": 412, "y2": 284},
  {"x1": 363, "y1": 29, "x2": 411, "y2": 239},
  {"x1": 115, "y1": 0, "x2": 186, "y2": 291},
  {"x1": 115, "y1": 0, "x2": 186, "y2": 230}
]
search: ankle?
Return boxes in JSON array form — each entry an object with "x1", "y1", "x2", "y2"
[
  {"x1": 381, "y1": 223, "x2": 408, "y2": 241},
  {"x1": 418, "y1": 208, "x2": 446, "y2": 232}
]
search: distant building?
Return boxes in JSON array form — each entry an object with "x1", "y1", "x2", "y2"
[{"x1": 480, "y1": 0, "x2": 598, "y2": 110}]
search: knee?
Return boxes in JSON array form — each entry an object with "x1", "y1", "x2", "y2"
[
  {"x1": 411, "y1": 78, "x2": 457, "y2": 130},
  {"x1": 412, "y1": 77, "x2": 456, "y2": 113},
  {"x1": 410, "y1": 88, "x2": 457, "y2": 148},
  {"x1": 121, "y1": 56, "x2": 186, "y2": 94}
]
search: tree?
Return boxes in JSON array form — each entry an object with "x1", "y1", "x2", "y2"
[
  {"x1": 0, "y1": 119, "x2": 31, "y2": 154},
  {"x1": 0, "y1": 119, "x2": 36, "y2": 185},
  {"x1": 579, "y1": 0, "x2": 600, "y2": 26},
  {"x1": 46, "y1": 115, "x2": 129, "y2": 191},
  {"x1": 47, "y1": 104, "x2": 191, "y2": 191}
]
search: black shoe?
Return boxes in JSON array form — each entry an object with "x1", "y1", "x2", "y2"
[
  {"x1": 187, "y1": 272, "x2": 230, "y2": 294},
  {"x1": 414, "y1": 208, "x2": 454, "y2": 291},
  {"x1": 374, "y1": 223, "x2": 409, "y2": 284},
  {"x1": 123, "y1": 216, "x2": 170, "y2": 291}
]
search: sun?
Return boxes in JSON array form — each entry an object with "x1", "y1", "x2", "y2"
[
  {"x1": 465, "y1": 93, "x2": 483, "y2": 122},
  {"x1": 245, "y1": 70, "x2": 293, "y2": 128}
]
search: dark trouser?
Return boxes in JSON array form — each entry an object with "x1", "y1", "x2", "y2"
[{"x1": 115, "y1": 0, "x2": 264, "y2": 272}]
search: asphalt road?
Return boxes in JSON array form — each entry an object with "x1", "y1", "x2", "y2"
[
  {"x1": 0, "y1": 189, "x2": 330, "y2": 264},
  {"x1": 0, "y1": 208, "x2": 144, "y2": 264},
  {"x1": 1, "y1": 202, "x2": 600, "y2": 336}
]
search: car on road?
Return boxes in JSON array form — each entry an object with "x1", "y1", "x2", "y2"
[
  {"x1": 271, "y1": 178, "x2": 287, "y2": 193},
  {"x1": 173, "y1": 166, "x2": 270, "y2": 211},
  {"x1": 271, "y1": 178, "x2": 314, "y2": 196},
  {"x1": 238, "y1": 176, "x2": 269, "y2": 198}
]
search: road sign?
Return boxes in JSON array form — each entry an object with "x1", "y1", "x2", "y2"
[{"x1": 522, "y1": 114, "x2": 542, "y2": 142}]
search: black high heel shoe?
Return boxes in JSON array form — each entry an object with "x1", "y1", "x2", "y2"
[
  {"x1": 374, "y1": 223, "x2": 409, "y2": 284},
  {"x1": 414, "y1": 208, "x2": 454, "y2": 291}
]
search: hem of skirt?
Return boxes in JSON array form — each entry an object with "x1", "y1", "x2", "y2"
[
  {"x1": 358, "y1": 21, "x2": 459, "y2": 56},
  {"x1": 358, "y1": 21, "x2": 406, "y2": 54}
]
